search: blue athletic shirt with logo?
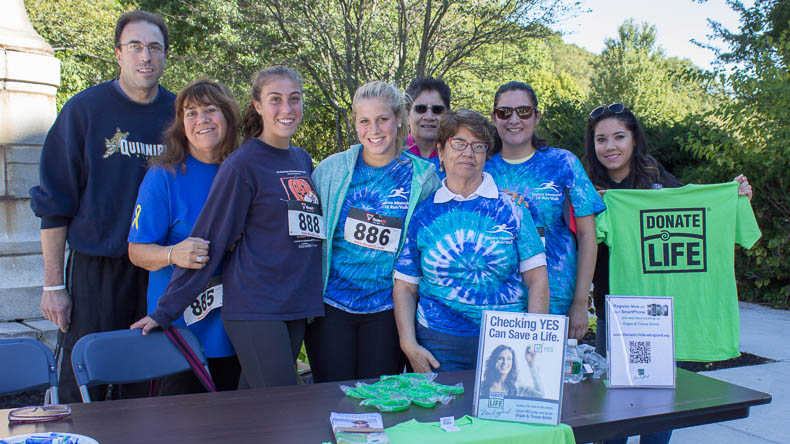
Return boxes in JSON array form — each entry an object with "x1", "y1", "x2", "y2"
[
  {"x1": 128, "y1": 155, "x2": 234, "y2": 358},
  {"x1": 324, "y1": 152, "x2": 414, "y2": 313},
  {"x1": 394, "y1": 173, "x2": 546, "y2": 337},
  {"x1": 485, "y1": 148, "x2": 605, "y2": 315}
]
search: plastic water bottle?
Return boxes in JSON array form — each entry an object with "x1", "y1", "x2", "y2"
[{"x1": 564, "y1": 339, "x2": 583, "y2": 384}]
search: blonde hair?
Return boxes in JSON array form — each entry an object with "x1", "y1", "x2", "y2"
[{"x1": 352, "y1": 81, "x2": 408, "y2": 151}]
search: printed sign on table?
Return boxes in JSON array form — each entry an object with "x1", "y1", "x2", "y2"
[
  {"x1": 606, "y1": 295, "x2": 675, "y2": 388},
  {"x1": 473, "y1": 311, "x2": 567, "y2": 425}
]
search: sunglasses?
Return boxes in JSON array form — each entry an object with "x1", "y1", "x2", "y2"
[
  {"x1": 412, "y1": 104, "x2": 446, "y2": 115},
  {"x1": 8, "y1": 404, "x2": 72, "y2": 424},
  {"x1": 448, "y1": 137, "x2": 489, "y2": 153},
  {"x1": 494, "y1": 106, "x2": 537, "y2": 120},
  {"x1": 589, "y1": 103, "x2": 626, "y2": 119}
]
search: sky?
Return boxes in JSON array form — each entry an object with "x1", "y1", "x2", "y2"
[{"x1": 551, "y1": 0, "x2": 754, "y2": 71}]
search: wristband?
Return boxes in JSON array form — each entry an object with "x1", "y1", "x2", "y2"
[
  {"x1": 167, "y1": 245, "x2": 175, "y2": 267},
  {"x1": 43, "y1": 285, "x2": 66, "y2": 291}
]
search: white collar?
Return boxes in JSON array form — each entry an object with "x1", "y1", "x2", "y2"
[{"x1": 434, "y1": 172, "x2": 499, "y2": 203}]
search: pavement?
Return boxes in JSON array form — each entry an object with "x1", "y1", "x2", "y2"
[{"x1": 628, "y1": 302, "x2": 790, "y2": 444}]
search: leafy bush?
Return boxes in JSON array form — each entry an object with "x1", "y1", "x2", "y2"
[{"x1": 684, "y1": 0, "x2": 790, "y2": 307}]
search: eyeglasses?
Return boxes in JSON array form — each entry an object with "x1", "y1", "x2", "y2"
[
  {"x1": 8, "y1": 404, "x2": 72, "y2": 424},
  {"x1": 119, "y1": 42, "x2": 165, "y2": 55},
  {"x1": 589, "y1": 103, "x2": 625, "y2": 119},
  {"x1": 412, "y1": 104, "x2": 446, "y2": 115},
  {"x1": 448, "y1": 137, "x2": 489, "y2": 153},
  {"x1": 494, "y1": 106, "x2": 537, "y2": 120}
]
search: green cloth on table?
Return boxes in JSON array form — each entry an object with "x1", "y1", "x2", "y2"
[{"x1": 385, "y1": 415, "x2": 575, "y2": 444}]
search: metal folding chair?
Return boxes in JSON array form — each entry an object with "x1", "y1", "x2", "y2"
[
  {"x1": 71, "y1": 326, "x2": 211, "y2": 402},
  {"x1": 0, "y1": 337, "x2": 59, "y2": 404}
]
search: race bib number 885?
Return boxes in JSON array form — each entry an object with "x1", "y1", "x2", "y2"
[
  {"x1": 343, "y1": 208, "x2": 402, "y2": 253},
  {"x1": 183, "y1": 277, "x2": 223, "y2": 326}
]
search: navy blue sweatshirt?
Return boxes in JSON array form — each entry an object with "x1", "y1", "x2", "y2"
[
  {"x1": 29, "y1": 81, "x2": 176, "y2": 257},
  {"x1": 149, "y1": 139, "x2": 324, "y2": 328}
]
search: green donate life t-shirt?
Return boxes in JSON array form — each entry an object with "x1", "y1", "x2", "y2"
[
  {"x1": 596, "y1": 182, "x2": 761, "y2": 361},
  {"x1": 385, "y1": 415, "x2": 576, "y2": 444}
]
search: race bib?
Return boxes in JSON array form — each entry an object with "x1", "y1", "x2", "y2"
[
  {"x1": 183, "y1": 277, "x2": 223, "y2": 326},
  {"x1": 287, "y1": 200, "x2": 325, "y2": 239},
  {"x1": 343, "y1": 208, "x2": 402, "y2": 253}
]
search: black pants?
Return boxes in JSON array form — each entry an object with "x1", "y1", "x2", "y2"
[
  {"x1": 58, "y1": 251, "x2": 148, "y2": 403},
  {"x1": 304, "y1": 304, "x2": 405, "y2": 383},
  {"x1": 222, "y1": 319, "x2": 305, "y2": 389},
  {"x1": 157, "y1": 355, "x2": 242, "y2": 395}
]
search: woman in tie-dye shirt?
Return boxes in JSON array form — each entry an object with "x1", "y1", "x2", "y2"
[
  {"x1": 305, "y1": 82, "x2": 440, "y2": 382},
  {"x1": 393, "y1": 109, "x2": 549, "y2": 372},
  {"x1": 484, "y1": 82, "x2": 605, "y2": 340}
]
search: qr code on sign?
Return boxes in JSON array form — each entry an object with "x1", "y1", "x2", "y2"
[{"x1": 629, "y1": 340, "x2": 651, "y2": 364}]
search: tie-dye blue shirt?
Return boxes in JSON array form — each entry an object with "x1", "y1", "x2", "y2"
[
  {"x1": 394, "y1": 173, "x2": 546, "y2": 337},
  {"x1": 325, "y1": 152, "x2": 414, "y2": 313},
  {"x1": 484, "y1": 148, "x2": 605, "y2": 315}
]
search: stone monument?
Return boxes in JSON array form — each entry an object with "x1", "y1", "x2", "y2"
[{"x1": 0, "y1": 0, "x2": 61, "y2": 346}]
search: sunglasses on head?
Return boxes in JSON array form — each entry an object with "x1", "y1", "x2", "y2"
[
  {"x1": 413, "y1": 104, "x2": 446, "y2": 115},
  {"x1": 589, "y1": 103, "x2": 626, "y2": 119},
  {"x1": 494, "y1": 105, "x2": 537, "y2": 120}
]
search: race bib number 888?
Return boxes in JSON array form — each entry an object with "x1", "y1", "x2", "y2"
[
  {"x1": 287, "y1": 200, "x2": 325, "y2": 239},
  {"x1": 343, "y1": 208, "x2": 402, "y2": 253}
]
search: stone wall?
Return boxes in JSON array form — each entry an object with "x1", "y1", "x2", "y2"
[{"x1": 0, "y1": 0, "x2": 61, "y2": 348}]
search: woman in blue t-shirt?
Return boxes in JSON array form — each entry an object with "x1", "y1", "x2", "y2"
[
  {"x1": 128, "y1": 79, "x2": 241, "y2": 393},
  {"x1": 484, "y1": 81, "x2": 605, "y2": 340},
  {"x1": 305, "y1": 81, "x2": 440, "y2": 382},
  {"x1": 393, "y1": 109, "x2": 549, "y2": 372}
]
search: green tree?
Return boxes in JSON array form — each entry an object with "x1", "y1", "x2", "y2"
[
  {"x1": 241, "y1": 0, "x2": 575, "y2": 156},
  {"x1": 28, "y1": 0, "x2": 586, "y2": 162},
  {"x1": 685, "y1": 0, "x2": 790, "y2": 307},
  {"x1": 589, "y1": 20, "x2": 686, "y2": 126},
  {"x1": 586, "y1": 19, "x2": 717, "y2": 176},
  {"x1": 26, "y1": 0, "x2": 127, "y2": 109}
]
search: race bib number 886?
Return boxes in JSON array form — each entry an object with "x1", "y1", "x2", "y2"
[{"x1": 343, "y1": 208, "x2": 402, "y2": 253}]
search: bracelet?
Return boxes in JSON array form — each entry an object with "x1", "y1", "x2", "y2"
[
  {"x1": 43, "y1": 285, "x2": 66, "y2": 291},
  {"x1": 167, "y1": 245, "x2": 174, "y2": 268}
]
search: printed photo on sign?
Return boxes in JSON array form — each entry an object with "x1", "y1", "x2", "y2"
[
  {"x1": 640, "y1": 208, "x2": 706, "y2": 274},
  {"x1": 473, "y1": 311, "x2": 567, "y2": 425},
  {"x1": 606, "y1": 295, "x2": 675, "y2": 388}
]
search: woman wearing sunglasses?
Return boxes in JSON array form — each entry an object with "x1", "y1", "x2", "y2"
[
  {"x1": 393, "y1": 109, "x2": 549, "y2": 372},
  {"x1": 485, "y1": 81, "x2": 604, "y2": 340},
  {"x1": 304, "y1": 81, "x2": 440, "y2": 383},
  {"x1": 405, "y1": 77, "x2": 451, "y2": 179},
  {"x1": 585, "y1": 103, "x2": 751, "y2": 444}
]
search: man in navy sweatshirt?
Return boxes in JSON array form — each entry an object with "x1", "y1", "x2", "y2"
[{"x1": 29, "y1": 10, "x2": 176, "y2": 403}]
